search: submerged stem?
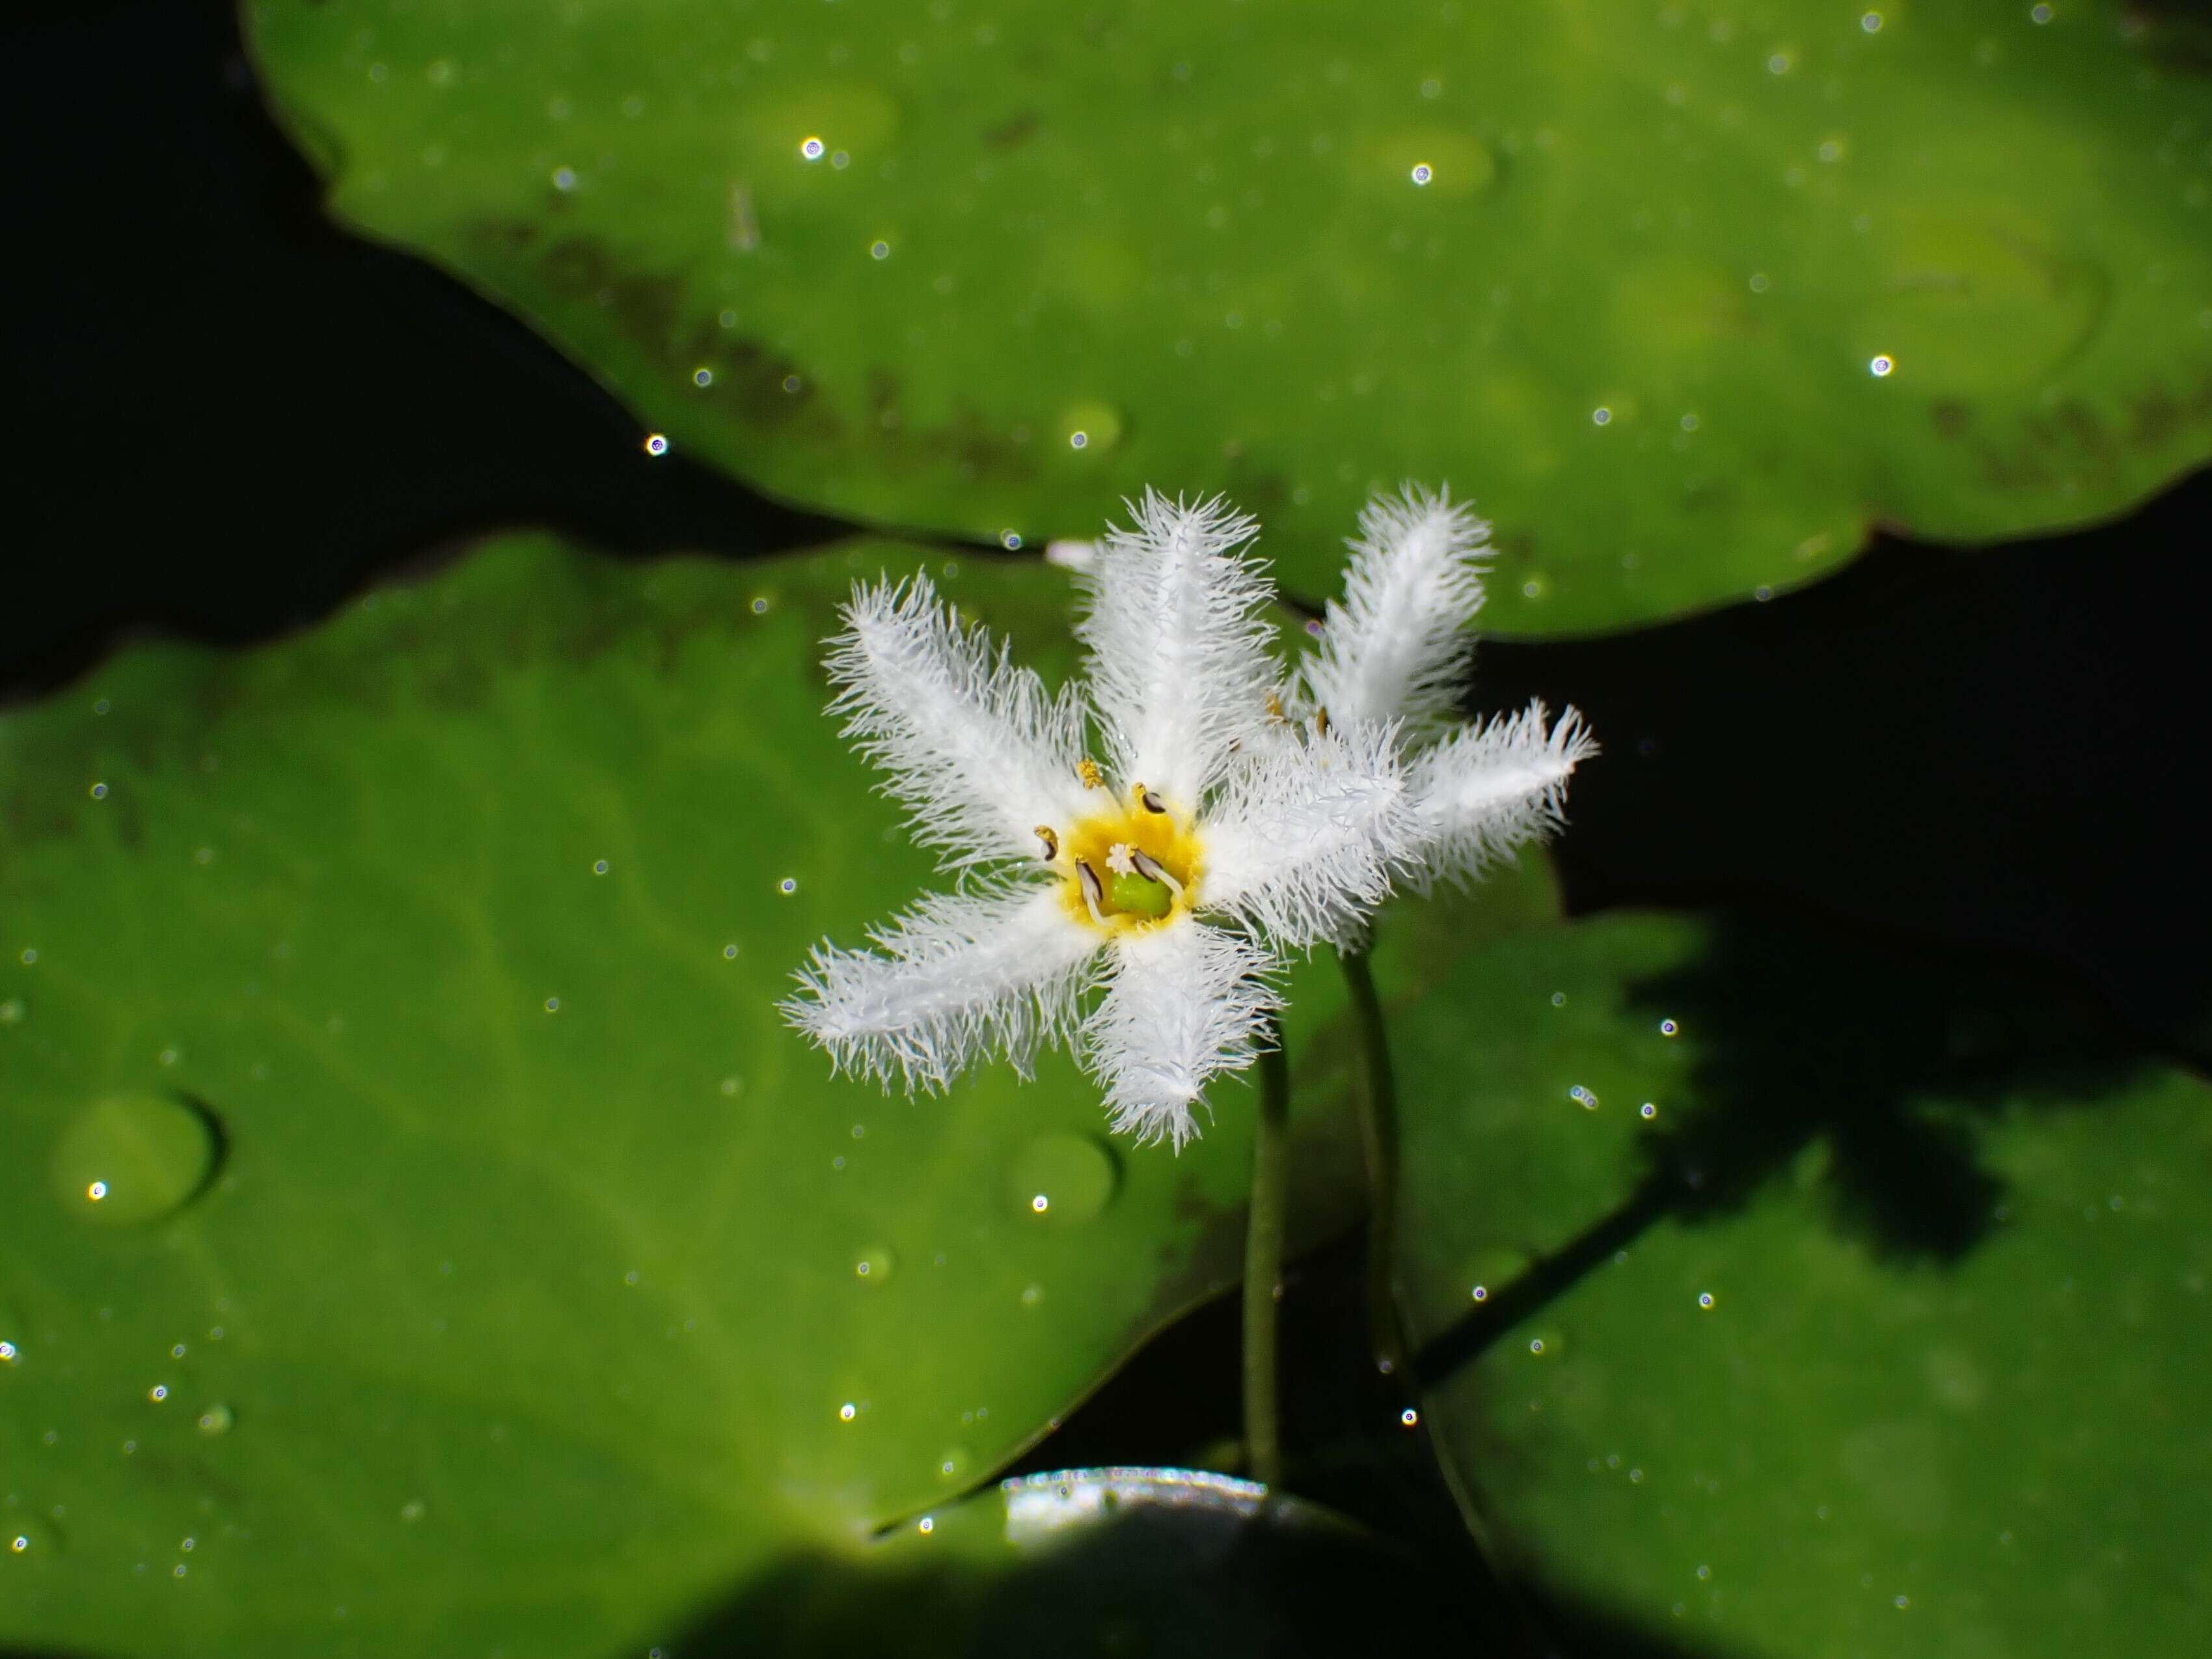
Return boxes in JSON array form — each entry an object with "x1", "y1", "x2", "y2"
[
  {"x1": 1341, "y1": 948, "x2": 1408, "y2": 1378},
  {"x1": 1243, "y1": 1037, "x2": 1291, "y2": 1487}
]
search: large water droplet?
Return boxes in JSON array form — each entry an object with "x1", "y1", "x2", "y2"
[
  {"x1": 1009, "y1": 1132, "x2": 1119, "y2": 1224},
  {"x1": 50, "y1": 1093, "x2": 219, "y2": 1226}
]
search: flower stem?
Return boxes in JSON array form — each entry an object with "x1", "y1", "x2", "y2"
[
  {"x1": 1341, "y1": 948, "x2": 1409, "y2": 1378},
  {"x1": 1243, "y1": 1036, "x2": 1291, "y2": 1487}
]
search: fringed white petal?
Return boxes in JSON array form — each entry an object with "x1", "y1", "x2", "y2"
[
  {"x1": 828, "y1": 575, "x2": 1091, "y2": 866},
  {"x1": 1302, "y1": 484, "x2": 1489, "y2": 734},
  {"x1": 1086, "y1": 921, "x2": 1277, "y2": 1150},
  {"x1": 1200, "y1": 720, "x2": 1415, "y2": 950},
  {"x1": 1408, "y1": 701, "x2": 1598, "y2": 891},
  {"x1": 782, "y1": 883, "x2": 1099, "y2": 1093},
  {"x1": 1075, "y1": 491, "x2": 1279, "y2": 810}
]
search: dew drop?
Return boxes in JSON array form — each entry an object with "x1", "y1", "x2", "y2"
[
  {"x1": 800, "y1": 136, "x2": 825, "y2": 160},
  {"x1": 551, "y1": 165, "x2": 576, "y2": 191},
  {"x1": 1008, "y1": 1132, "x2": 1119, "y2": 1224},
  {"x1": 1869, "y1": 354, "x2": 1895, "y2": 377},
  {"x1": 838, "y1": 1401, "x2": 857, "y2": 1421},
  {"x1": 778, "y1": 877, "x2": 797, "y2": 895},
  {"x1": 1591, "y1": 406, "x2": 1612, "y2": 426},
  {"x1": 869, "y1": 239, "x2": 891, "y2": 260},
  {"x1": 50, "y1": 1093, "x2": 218, "y2": 1226},
  {"x1": 999, "y1": 530, "x2": 1024, "y2": 551},
  {"x1": 854, "y1": 1246, "x2": 895, "y2": 1282},
  {"x1": 544, "y1": 996, "x2": 561, "y2": 1013},
  {"x1": 0, "y1": 1341, "x2": 17, "y2": 1365},
  {"x1": 644, "y1": 433, "x2": 670, "y2": 456},
  {"x1": 400, "y1": 1500, "x2": 425, "y2": 1523},
  {"x1": 1410, "y1": 161, "x2": 1433, "y2": 185},
  {"x1": 722, "y1": 944, "x2": 740, "y2": 960},
  {"x1": 148, "y1": 1384, "x2": 169, "y2": 1403},
  {"x1": 592, "y1": 859, "x2": 609, "y2": 875},
  {"x1": 1641, "y1": 1103, "x2": 1658, "y2": 1119},
  {"x1": 1698, "y1": 1292, "x2": 1716, "y2": 1310},
  {"x1": 1399, "y1": 1408, "x2": 1419, "y2": 1427},
  {"x1": 936, "y1": 1445, "x2": 972, "y2": 1481},
  {"x1": 692, "y1": 367, "x2": 714, "y2": 387},
  {"x1": 195, "y1": 1403, "x2": 234, "y2": 1437},
  {"x1": 1658, "y1": 1019, "x2": 1680, "y2": 1037},
  {"x1": 89, "y1": 782, "x2": 109, "y2": 800},
  {"x1": 918, "y1": 1515, "x2": 935, "y2": 1533},
  {"x1": 0, "y1": 997, "x2": 24, "y2": 1025}
]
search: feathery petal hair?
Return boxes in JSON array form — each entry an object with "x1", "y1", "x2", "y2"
[
  {"x1": 1087, "y1": 922, "x2": 1277, "y2": 1149},
  {"x1": 1201, "y1": 719, "x2": 1416, "y2": 950},
  {"x1": 825, "y1": 574, "x2": 1091, "y2": 868},
  {"x1": 1408, "y1": 701, "x2": 1598, "y2": 892},
  {"x1": 1076, "y1": 489, "x2": 1279, "y2": 808},
  {"x1": 1303, "y1": 484, "x2": 1490, "y2": 734},
  {"x1": 780, "y1": 882, "x2": 1098, "y2": 1093}
]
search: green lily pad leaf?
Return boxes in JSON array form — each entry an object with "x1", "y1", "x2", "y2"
[
  {"x1": 243, "y1": 2, "x2": 2212, "y2": 632},
  {"x1": 1388, "y1": 909, "x2": 2212, "y2": 1656},
  {"x1": 0, "y1": 536, "x2": 1372, "y2": 1658},
  {"x1": 690, "y1": 1466, "x2": 1458, "y2": 1656}
]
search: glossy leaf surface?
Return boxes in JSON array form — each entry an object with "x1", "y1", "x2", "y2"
[
  {"x1": 1391, "y1": 909, "x2": 2212, "y2": 1656},
  {"x1": 246, "y1": 0, "x2": 2212, "y2": 630},
  {"x1": 0, "y1": 535, "x2": 1367, "y2": 1658}
]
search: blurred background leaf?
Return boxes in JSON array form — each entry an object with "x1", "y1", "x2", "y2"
[
  {"x1": 1386, "y1": 906, "x2": 2212, "y2": 1656},
  {"x1": 0, "y1": 536, "x2": 1386, "y2": 1658},
  {"x1": 244, "y1": 0, "x2": 2212, "y2": 631}
]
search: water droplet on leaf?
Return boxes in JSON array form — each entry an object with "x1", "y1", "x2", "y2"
[
  {"x1": 49, "y1": 1093, "x2": 219, "y2": 1226},
  {"x1": 1008, "y1": 1133, "x2": 1119, "y2": 1223}
]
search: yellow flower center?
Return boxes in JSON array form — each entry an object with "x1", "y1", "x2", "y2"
[{"x1": 1044, "y1": 782, "x2": 1204, "y2": 935}]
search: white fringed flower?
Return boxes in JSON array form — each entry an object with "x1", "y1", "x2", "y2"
[
  {"x1": 784, "y1": 491, "x2": 1415, "y2": 1149},
  {"x1": 1298, "y1": 484, "x2": 1597, "y2": 895}
]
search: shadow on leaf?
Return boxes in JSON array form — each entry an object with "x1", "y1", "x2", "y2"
[{"x1": 1417, "y1": 906, "x2": 2152, "y2": 1387}]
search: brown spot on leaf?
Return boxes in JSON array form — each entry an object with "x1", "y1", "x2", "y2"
[{"x1": 983, "y1": 109, "x2": 1042, "y2": 150}]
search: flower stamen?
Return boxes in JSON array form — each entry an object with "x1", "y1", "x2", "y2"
[
  {"x1": 1132, "y1": 782, "x2": 1168, "y2": 814},
  {"x1": 1106, "y1": 842, "x2": 1138, "y2": 875},
  {"x1": 1035, "y1": 825, "x2": 1060, "y2": 861},
  {"x1": 1130, "y1": 847, "x2": 1184, "y2": 897},
  {"x1": 1076, "y1": 860, "x2": 1108, "y2": 925},
  {"x1": 1076, "y1": 758, "x2": 1105, "y2": 789}
]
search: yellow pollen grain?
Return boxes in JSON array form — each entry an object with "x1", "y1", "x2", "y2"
[{"x1": 1076, "y1": 758, "x2": 1104, "y2": 789}]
